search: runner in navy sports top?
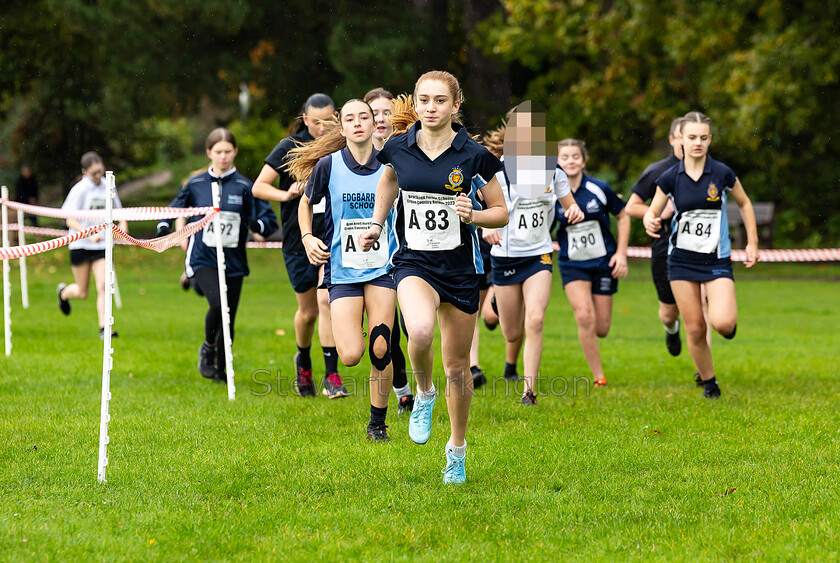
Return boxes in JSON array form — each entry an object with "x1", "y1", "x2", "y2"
[
  {"x1": 644, "y1": 111, "x2": 759, "y2": 399},
  {"x1": 556, "y1": 139, "x2": 630, "y2": 388},
  {"x1": 158, "y1": 129, "x2": 278, "y2": 381},
  {"x1": 358, "y1": 71, "x2": 508, "y2": 484},
  {"x1": 626, "y1": 117, "x2": 686, "y2": 357},
  {"x1": 252, "y1": 94, "x2": 343, "y2": 398}
]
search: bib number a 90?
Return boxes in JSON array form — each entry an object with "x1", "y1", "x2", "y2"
[{"x1": 566, "y1": 220, "x2": 606, "y2": 261}]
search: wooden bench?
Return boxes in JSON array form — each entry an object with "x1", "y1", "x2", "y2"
[{"x1": 726, "y1": 202, "x2": 776, "y2": 249}]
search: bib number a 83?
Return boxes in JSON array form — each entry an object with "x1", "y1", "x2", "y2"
[{"x1": 403, "y1": 192, "x2": 460, "y2": 251}]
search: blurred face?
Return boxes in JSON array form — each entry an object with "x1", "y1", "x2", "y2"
[
  {"x1": 339, "y1": 101, "x2": 374, "y2": 145},
  {"x1": 682, "y1": 121, "x2": 711, "y2": 159},
  {"x1": 207, "y1": 141, "x2": 237, "y2": 174},
  {"x1": 21, "y1": 166, "x2": 32, "y2": 178},
  {"x1": 557, "y1": 145, "x2": 585, "y2": 177},
  {"x1": 368, "y1": 96, "x2": 393, "y2": 141},
  {"x1": 414, "y1": 80, "x2": 459, "y2": 131},
  {"x1": 303, "y1": 105, "x2": 336, "y2": 139},
  {"x1": 669, "y1": 130, "x2": 684, "y2": 160},
  {"x1": 83, "y1": 161, "x2": 105, "y2": 185},
  {"x1": 504, "y1": 110, "x2": 554, "y2": 197}
]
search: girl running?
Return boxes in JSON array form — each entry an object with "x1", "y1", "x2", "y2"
[
  {"x1": 359, "y1": 71, "x2": 508, "y2": 484},
  {"x1": 481, "y1": 102, "x2": 584, "y2": 405},
  {"x1": 58, "y1": 151, "x2": 128, "y2": 339},
  {"x1": 556, "y1": 139, "x2": 630, "y2": 387},
  {"x1": 252, "y1": 94, "x2": 345, "y2": 398},
  {"x1": 291, "y1": 98, "x2": 399, "y2": 439},
  {"x1": 644, "y1": 111, "x2": 759, "y2": 399},
  {"x1": 364, "y1": 87, "x2": 414, "y2": 413},
  {"x1": 156, "y1": 128, "x2": 278, "y2": 381}
]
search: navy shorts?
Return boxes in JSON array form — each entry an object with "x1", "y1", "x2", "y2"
[
  {"x1": 491, "y1": 254, "x2": 552, "y2": 286},
  {"x1": 559, "y1": 261, "x2": 618, "y2": 295},
  {"x1": 70, "y1": 249, "x2": 106, "y2": 266},
  {"x1": 393, "y1": 265, "x2": 480, "y2": 315},
  {"x1": 668, "y1": 257, "x2": 734, "y2": 282},
  {"x1": 283, "y1": 252, "x2": 320, "y2": 293},
  {"x1": 327, "y1": 274, "x2": 395, "y2": 303}
]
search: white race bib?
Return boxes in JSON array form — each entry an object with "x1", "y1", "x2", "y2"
[
  {"x1": 340, "y1": 219, "x2": 388, "y2": 269},
  {"x1": 403, "y1": 192, "x2": 460, "y2": 251},
  {"x1": 566, "y1": 220, "x2": 607, "y2": 261},
  {"x1": 312, "y1": 199, "x2": 327, "y2": 214},
  {"x1": 512, "y1": 198, "x2": 552, "y2": 245},
  {"x1": 203, "y1": 211, "x2": 240, "y2": 248},
  {"x1": 676, "y1": 209, "x2": 721, "y2": 253}
]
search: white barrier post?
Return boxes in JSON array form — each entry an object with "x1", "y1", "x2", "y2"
[
  {"x1": 211, "y1": 182, "x2": 235, "y2": 401},
  {"x1": 113, "y1": 271, "x2": 122, "y2": 309},
  {"x1": 16, "y1": 209, "x2": 29, "y2": 309},
  {"x1": 2, "y1": 186, "x2": 12, "y2": 356},
  {"x1": 97, "y1": 172, "x2": 117, "y2": 482}
]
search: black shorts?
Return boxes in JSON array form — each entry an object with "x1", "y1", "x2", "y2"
[
  {"x1": 559, "y1": 261, "x2": 618, "y2": 295},
  {"x1": 282, "y1": 252, "x2": 320, "y2": 293},
  {"x1": 478, "y1": 236, "x2": 493, "y2": 290},
  {"x1": 70, "y1": 249, "x2": 106, "y2": 266},
  {"x1": 491, "y1": 254, "x2": 552, "y2": 286},
  {"x1": 327, "y1": 274, "x2": 395, "y2": 303},
  {"x1": 650, "y1": 223, "x2": 675, "y2": 304},
  {"x1": 668, "y1": 257, "x2": 734, "y2": 282},
  {"x1": 393, "y1": 265, "x2": 480, "y2": 315}
]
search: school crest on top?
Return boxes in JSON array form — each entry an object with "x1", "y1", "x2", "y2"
[
  {"x1": 445, "y1": 166, "x2": 464, "y2": 193},
  {"x1": 706, "y1": 184, "x2": 721, "y2": 202}
]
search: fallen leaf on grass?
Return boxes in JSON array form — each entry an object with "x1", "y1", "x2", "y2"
[
  {"x1": 149, "y1": 539, "x2": 156, "y2": 546},
  {"x1": 714, "y1": 488, "x2": 737, "y2": 496},
  {"x1": 648, "y1": 430, "x2": 662, "y2": 434},
  {"x1": 275, "y1": 329, "x2": 286, "y2": 336}
]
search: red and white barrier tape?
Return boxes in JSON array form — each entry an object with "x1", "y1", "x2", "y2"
[
  {"x1": 0, "y1": 223, "x2": 107, "y2": 260},
  {"x1": 1, "y1": 211, "x2": 217, "y2": 259},
  {"x1": 112, "y1": 210, "x2": 218, "y2": 253},
  {"x1": 1, "y1": 199, "x2": 216, "y2": 222},
  {"x1": 4, "y1": 221, "x2": 838, "y2": 262}
]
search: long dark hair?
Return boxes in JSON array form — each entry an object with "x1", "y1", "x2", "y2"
[{"x1": 287, "y1": 93, "x2": 336, "y2": 135}]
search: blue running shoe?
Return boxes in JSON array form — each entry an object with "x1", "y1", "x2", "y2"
[
  {"x1": 441, "y1": 450, "x2": 466, "y2": 484},
  {"x1": 408, "y1": 392, "x2": 435, "y2": 444}
]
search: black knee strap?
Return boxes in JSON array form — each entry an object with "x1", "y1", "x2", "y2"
[{"x1": 369, "y1": 323, "x2": 392, "y2": 371}]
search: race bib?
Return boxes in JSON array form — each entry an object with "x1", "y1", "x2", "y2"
[
  {"x1": 88, "y1": 197, "x2": 106, "y2": 210},
  {"x1": 403, "y1": 192, "x2": 460, "y2": 251},
  {"x1": 512, "y1": 198, "x2": 552, "y2": 245},
  {"x1": 312, "y1": 199, "x2": 326, "y2": 214},
  {"x1": 676, "y1": 209, "x2": 721, "y2": 253},
  {"x1": 566, "y1": 220, "x2": 607, "y2": 261},
  {"x1": 340, "y1": 219, "x2": 388, "y2": 270},
  {"x1": 203, "y1": 211, "x2": 240, "y2": 248}
]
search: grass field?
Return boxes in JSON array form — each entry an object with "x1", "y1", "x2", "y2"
[{"x1": 1, "y1": 247, "x2": 839, "y2": 561}]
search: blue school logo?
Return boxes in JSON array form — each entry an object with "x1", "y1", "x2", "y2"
[
  {"x1": 707, "y1": 184, "x2": 721, "y2": 202},
  {"x1": 445, "y1": 166, "x2": 464, "y2": 192}
]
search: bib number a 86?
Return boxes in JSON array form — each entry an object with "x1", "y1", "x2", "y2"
[{"x1": 341, "y1": 219, "x2": 388, "y2": 269}]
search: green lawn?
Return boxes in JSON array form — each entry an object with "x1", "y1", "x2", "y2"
[{"x1": 1, "y1": 249, "x2": 839, "y2": 561}]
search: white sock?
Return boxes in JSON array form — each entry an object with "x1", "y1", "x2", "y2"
[
  {"x1": 447, "y1": 439, "x2": 466, "y2": 458},
  {"x1": 664, "y1": 319, "x2": 680, "y2": 334},
  {"x1": 393, "y1": 383, "x2": 412, "y2": 399},
  {"x1": 417, "y1": 383, "x2": 436, "y2": 401}
]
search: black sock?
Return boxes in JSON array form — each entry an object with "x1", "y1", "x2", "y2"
[
  {"x1": 323, "y1": 346, "x2": 339, "y2": 375},
  {"x1": 704, "y1": 376, "x2": 718, "y2": 387},
  {"x1": 504, "y1": 362, "x2": 517, "y2": 376},
  {"x1": 369, "y1": 405, "x2": 387, "y2": 427},
  {"x1": 296, "y1": 345, "x2": 312, "y2": 370},
  {"x1": 470, "y1": 365, "x2": 482, "y2": 376},
  {"x1": 723, "y1": 324, "x2": 737, "y2": 340}
]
